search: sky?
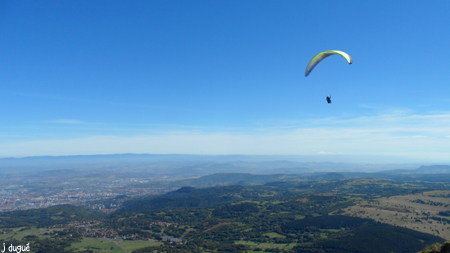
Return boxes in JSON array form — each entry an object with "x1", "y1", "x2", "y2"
[{"x1": 1, "y1": 1, "x2": 450, "y2": 162}]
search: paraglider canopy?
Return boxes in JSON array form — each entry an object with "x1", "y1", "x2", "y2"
[
  {"x1": 305, "y1": 50, "x2": 352, "y2": 77},
  {"x1": 304, "y1": 50, "x2": 352, "y2": 104}
]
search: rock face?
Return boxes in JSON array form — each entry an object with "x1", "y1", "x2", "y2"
[{"x1": 420, "y1": 241, "x2": 450, "y2": 253}]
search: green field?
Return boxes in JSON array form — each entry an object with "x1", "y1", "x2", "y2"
[
  {"x1": 1, "y1": 176, "x2": 450, "y2": 252},
  {"x1": 120, "y1": 240, "x2": 162, "y2": 251},
  {"x1": 235, "y1": 240, "x2": 295, "y2": 249},
  {"x1": 0, "y1": 227, "x2": 61, "y2": 240},
  {"x1": 70, "y1": 238, "x2": 123, "y2": 253}
]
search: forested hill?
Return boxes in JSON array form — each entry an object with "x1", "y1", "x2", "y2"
[
  {"x1": 116, "y1": 176, "x2": 430, "y2": 215},
  {"x1": 116, "y1": 185, "x2": 249, "y2": 213},
  {"x1": 135, "y1": 172, "x2": 450, "y2": 192},
  {"x1": 1, "y1": 177, "x2": 449, "y2": 252},
  {"x1": 419, "y1": 241, "x2": 450, "y2": 253},
  {"x1": 110, "y1": 178, "x2": 444, "y2": 253},
  {"x1": 0, "y1": 204, "x2": 105, "y2": 228},
  {"x1": 137, "y1": 172, "x2": 354, "y2": 191}
]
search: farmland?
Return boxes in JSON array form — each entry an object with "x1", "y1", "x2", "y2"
[{"x1": 338, "y1": 190, "x2": 450, "y2": 239}]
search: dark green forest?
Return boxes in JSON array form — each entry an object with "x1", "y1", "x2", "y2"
[{"x1": 1, "y1": 173, "x2": 449, "y2": 252}]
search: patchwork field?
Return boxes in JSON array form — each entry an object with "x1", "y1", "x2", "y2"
[
  {"x1": 69, "y1": 238, "x2": 162, "y2": 253},
  {"x1": 0, "y1": 227, "x2": 63, "y2": 240},
  {"x1": 336, "y1": 190, "x2": 450, "y2": 239}
]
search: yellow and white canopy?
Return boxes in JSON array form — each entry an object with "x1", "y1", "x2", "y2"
[{"x1": 305, "y1": 50, "x2": 352, "y2": 77}]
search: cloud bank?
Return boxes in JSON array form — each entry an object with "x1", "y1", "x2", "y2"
[{"x1": 1, "y1": 110, "x2": 450, "y2": 163}]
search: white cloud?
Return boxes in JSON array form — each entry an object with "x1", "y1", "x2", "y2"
[
  {"x1": 44, "y1": 119, "x2": 88, "y2": 125},
  {"x1": 1, "y1": 110, "x2": 450, "y2": 162}
]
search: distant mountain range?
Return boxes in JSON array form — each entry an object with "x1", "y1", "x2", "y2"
[
  {"x1": 146, "y1": 170, "x2": 450, "y2": 190},
  {"x1": 0, "y1": 154, "x2": 426, "y2": 174},
  {"x1": 379, "y1": 165, "x2": 450, "y2": 174}
]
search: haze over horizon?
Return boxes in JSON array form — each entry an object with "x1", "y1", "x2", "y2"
[
  {"x1": 1, "y1": 1, "x2": 450, "y2": 163},
  {"x1": 0, "y1": 153, "x2": 445, "y2": 167}
]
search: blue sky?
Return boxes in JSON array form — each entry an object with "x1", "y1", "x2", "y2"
[{"x1": 1, "y1": 1, "x2": 450, "y2": 162}]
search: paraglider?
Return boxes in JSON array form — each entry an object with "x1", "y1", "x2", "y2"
[
  {"x1": 305, "y1": 50, "x2": 352, "y2": 104},
  {"x1": 305, "y1": 50, "x2": 352, "y2": 77}
]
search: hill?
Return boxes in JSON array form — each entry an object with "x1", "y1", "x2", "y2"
[
  {"x1": 1, "y1": 177, "x2": 449, "y2": 252},
  {"x1": 419, "y1": 241, "x2": 450, "y2": 253}
]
